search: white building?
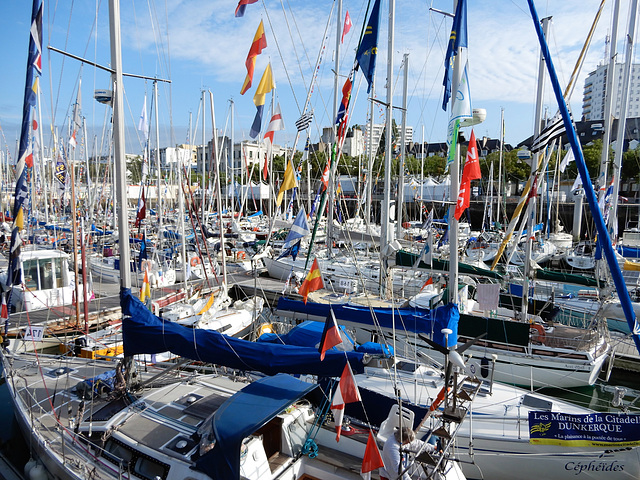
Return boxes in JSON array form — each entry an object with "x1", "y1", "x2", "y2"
[
  {"x1": 582, "y1": 63, "x2": 640, "y2": 121},
  {"x1": 363, "y1": 123, "x2": 413, "y2": 155}
]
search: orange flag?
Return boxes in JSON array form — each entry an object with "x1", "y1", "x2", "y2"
[
  {"x1": 240, "y1": 21, "x2": 267, "y2": 95},
  {"x1": 361, "y1": 430, "x2": 384, "y2": 478},
  {"x1": 331, "y1": 362, "x2": 361, "y2": 442},
  {"x1": 298, "y1": 258, "x2": 324, "y2": 303},
  {"x1": 454, "y1": 129, "x2": 481, "y2": 220}
]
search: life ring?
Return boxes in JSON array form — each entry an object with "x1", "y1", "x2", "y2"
[
  {"x1": 235, "y1": 250, "x2": 247, "y2": 261},
  {"x1": 530, "y1": 324, "x2": 546, "y2": 342},
  {"x1": 190, "y1": 256, "x2": 201, "y2": 267}
]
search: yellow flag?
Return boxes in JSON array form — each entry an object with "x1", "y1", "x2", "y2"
[
  {"x1": 276, "y1": 159, "x2": 297, "y2": 206},
  {"x1": 253, "y1": 63, "x2": 274, "y2": 108},
  {"x1": 140, "y1": 269, "x2": 151, "y2": 303}
]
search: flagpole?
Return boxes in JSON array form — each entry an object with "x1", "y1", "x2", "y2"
[{"x1": 396, "y1": 53, "x2": 409, "y2": 239}]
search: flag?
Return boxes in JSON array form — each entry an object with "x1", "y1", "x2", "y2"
[
  {"x1": 250, "y1": 64, "x2": 275, "y2": 138},
  {"x1": 442, "y1": 0, "x2": 468, "y2": 111},
  {"x1": 445, "y1": 61, "x2": 472, "y2": 171},
  {"x1": 263, "y1": 103, "x2": 285, "y2": 179},
  {"x1": 530, "y1": 112, "x2": 569, "y2": 153},
  {"x1": 454, "y1": 129, "x2": 481, "y2": 220},
  {"x1": 420, "y1": 276, "x2": 434, "y2": 292},
  {"x1": 276, "y1": 159, "x2": 297, "y2": 207},
  {"x1": 138, "y1": 233, "x2": 148, "y2": 270},
  {"x1": 140, "y1": 268, "x2": 151, "y2": 303},
  {"x1": 361, "y1": 430, "x2": 384, "y2": 479},
  {"x1": 138, "y1": 96, "x2": 149, "y2": 143},
  {"x1": 355, "y1": 0, "x2": 381, "y2": 93},
  {"x1": 278, "y1": 207, "x2": 309, "y2": 260},
  {"x1": 319, "y1": 309, "x2": 342, "y2": 360},
  {"x1": 320, "y1": 159, "x2": 331, "y2": 192},
  {"x1": 30, "y1": 0, "x2": 42, "y2": 74},
  {"x1": 234, "y1": 0, "x2": 258, "y2": 17},
  {"x1": 55, "y1": 152, "x2": 67, "y2": 186},
  {"x1": 70, "y1": 80, "x2": 82, "y2": 148},
  {"x1": 559, "y1": 147, "x2": 575, "y2": 173},
  {"x1": 331, "y1": 362, "x2": 361, "y2": 442},
  {"x1": 0, "y1": 295, "x2": 8, "y2": 321},
  {"x1": 135, "y1": 187, "x2": 146, "y2": 227},
  {"x1": 295, "y1": 111, "x2": 313, "y2": 131},
  {"x1": 336, "y1": 77, "x2": 353, "y2": 143},
  {"x1": 240, "y1": 21, "x2": 267, "y2": 95},
  {"x1": 341, "y1": 10, "x2": 352, "y2": 43},
  {"x1": 298, "y1": 258, "x2": 323, "y2": 304}
]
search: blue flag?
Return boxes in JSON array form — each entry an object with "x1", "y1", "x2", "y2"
[
  {"x1": 278, "y1": 207, "x2": 309, "y2": 261},
  {"x1": 355, "y1": 0, "x2": 381, "y2": 93},
  {"x1": 138, "y1": 233, "x2": 148, "y2": 270},
  {"x1": 442, "y1": 0, "x2": 468, "y2": 111}
]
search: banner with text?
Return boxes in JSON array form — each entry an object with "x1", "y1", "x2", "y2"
[{"x1": 529, "y1": 411, "x2": 640, "y2": 447}]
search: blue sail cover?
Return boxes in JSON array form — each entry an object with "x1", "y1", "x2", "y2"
[
  {"x1": 276, "y1": 297, "x2": 459, "y2": 348},
  {"x1": 120, "y1": 288, "x2": 365, "y2": 376},
  {"x1": 195, "y1": 374, "x2": 319, "y2": 479}
]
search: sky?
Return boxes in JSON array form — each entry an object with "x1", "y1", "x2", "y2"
[{"x1": 0, "y1": 0, "x2": 636, "y2": 162}]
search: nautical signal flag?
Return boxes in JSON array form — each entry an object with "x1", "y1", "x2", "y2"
[
  {"x1": 298, "y1": 258, "x2": 323, "y2": 304},
  {"x1": 250, "y1": 63, "x2": 275, "y2": 138},
  {"x1": 331, "y1": 362, "x2": 361, "y2": 442},
  {"x1": 263, "y1": 103, "x2": 285, "y2": 179},
  {"x1": 30, "y1": 0, "x2": 42, "y2": 74},
  {"x1": 336, "y1": 76, "x2": 353, "y2": 143},
  {"x1": 361, "y1": 430, "x2": 384, "y2": 479},
  {"x1": 140, "y1": 269, "x2": 151, "y2": 304},
  {"x1": 234, "y1": 0, "x2": 258, "y2": 18},
  {"x1": 135, "y1": 187, "x2": 146, "y2": 227},
  {"x1": 442, "y1": 0, "x2": 468, "y2": 111},
  {"x1": 454, "y1": 129, "x2": 481, "y2": 220},
  {"x1": 240, "y1": 21, "x2": 267, "y2": 95},
  {"x1": 0, "y1": 294, "x2": 8, "y2": 321},
  {"x1": 276, "y1": 159, "x2": 297, "y2": 207},
  {"x1": 319, "y1": 309, "x2": 342, "y2": 361},
  {"x1": 355, "y1": 0, "x2": 381, "y2": 93},
  {"x1": 341, "y1": 10, "x2": 352, "y2": 43}
]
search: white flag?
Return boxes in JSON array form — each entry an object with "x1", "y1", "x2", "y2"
[{"x1": 138, "y1": 96, "x2": 149, "y2": 142}]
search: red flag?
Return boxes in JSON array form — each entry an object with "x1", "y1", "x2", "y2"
[
  {"x1": 298, "y1": 258, "x2": 324, "y2": 304},
  {"x1": 420, "y1": 276, "x2": 434, "y2": 292},
  {"x1": 331, "y1": 362, "x2": 361, "y2": 442},
  {"x1": 454, "y1": 129, "x2": 480, "y2": 220},
  {"x1": 320, "y1": 160, "x2": 330, "y2": 192},
  {"x1": 335, "y1": 77, "x2": 353, "y2": 143},
  {"x1": 235, "y1": 0, "x2": 259, "y2": 17},
  {"x1": 240, "y1": 21, "x2": 267, "y2": 95},
  {"x1": 319, "y1": 309, "x2": 342, "y2": 360},
  {"x1": 361, "y1": 430, "x2": 384, "y2": 475},
  {"x1": 135, "y1": 188, "x2": 146, "y2": 227},
  {"x1": 341, "y1": 10, "x2": 352, "y2": 43},
  {"x1": 0, "y1": 295, "x2": 8, "y2": 321}
]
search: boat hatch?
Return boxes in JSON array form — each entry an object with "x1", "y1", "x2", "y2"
[
  {"x1": 521, "y1": 394, "x2": 553, "y2": 411},
  {"x1": 45, "y1": 366, "x2": 74, "y2": 378},
  {"x1": 87, "y1": 397, "x2": 133, "y2": 422},
  {"x1": 165, "y1": 435, "x2": 199, "y2": 455},
  {"x1": 182, "y1": 392, "x2": 229, "y2": 420},
  {"x1": 174, "y1": 392, "x2": 204, "y2": 407},
  {"x1": 102, "y1": 437, "x2": 170, "y2": 480}
]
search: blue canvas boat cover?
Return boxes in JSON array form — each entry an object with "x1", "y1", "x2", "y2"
[
  {"x1": 195, "y1": 374, "x2": 319, "y2": 479},
  {"x1": 120, "y1": 288, "x2": 365, "y2": 376},
  {"x1": 276, "y1": 297, "x2": 459, "y2": 348}
]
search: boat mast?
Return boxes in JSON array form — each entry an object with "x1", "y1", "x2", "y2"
[
  {"x1": 396, "y1": 53, "x2": 409, "y2": 239},
  {"x1": 154, "y1": 80, "x2": 162, "y2": 252},
  {"x1": 109, "y1": 0, "x2": 131, "y2": 292},
  {"x1": 497, "y1": 107, "x2": 504, "y2": 227},
  {"x1": 326, "y1": 0, "x2": 342, "y2": 258},
  {"x1": 365, "y1": 78, "x2": 376, "y2": 228},
  {"x1": 380, "y1": 0, "x2": 396, "y2": 296},
  {"x1": 597, "y1": 0, "x2": 620, "y2": 206},
  {"x1": 609, "y1": 0, "x2": 638, "y2": 239}
]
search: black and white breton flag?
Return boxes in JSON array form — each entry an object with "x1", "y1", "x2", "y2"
[
  {"x1": 530, "y1": 112, "x2": 572, "y2": 153},
  {"x1": 295, "y1": 111, "x2": 313, "y2": 131}
]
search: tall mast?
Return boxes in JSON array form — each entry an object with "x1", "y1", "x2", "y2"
[
  {"x1": 609, "y1": 0, "x2": 638, "y2": 239},
  {"x1": 109, "y1": 0, "x2": 131, "y2": 291},
  {"x1": 365, "y1": 79, "x2": 375, "y2": 227},
  {"x1": 597, "y1": 0, "x2": 621, "y2": 205},
  {"x1": 230, "y1": 98, "x2": 235, "y2": 216},
  {"x1": 380, "y1": 0, "x2": 396, "y2": 297},
  {"x1": 154, "y1": 80, "x2": 162, "y2": 249},
  {"x1": 201, "y1": 89, "x2": 206, "y2": 224},
  {"x1": 396, "y1": 53, "x2": 409, "y2": 238},
  {"x1": 326, "y1": 0, "x2": 342, "y2": 257}
]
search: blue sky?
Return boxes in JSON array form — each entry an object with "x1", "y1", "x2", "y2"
[{"x1": 0, "y1": 0, "x2": 633, "y2": 162}]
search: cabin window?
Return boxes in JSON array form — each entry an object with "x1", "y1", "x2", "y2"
[
  {"x1": 39, "y1": 259, "x2": 54, "y2": 290},
  {"x1": 22, "y1": 259, "x2": 39, "y2": 290}
]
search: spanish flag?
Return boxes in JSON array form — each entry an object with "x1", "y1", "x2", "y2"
[
  {"x1": 140, "y1": 268, "x2": 151, "y2": 303},
  {"x1": 298, "y1": 258, "x2": 323, "y2": 304}
]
